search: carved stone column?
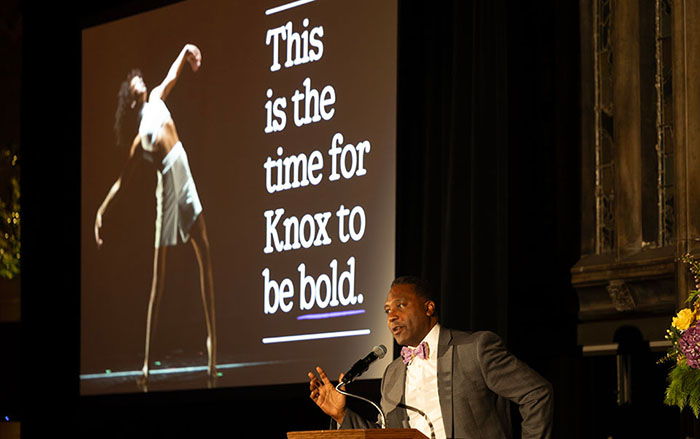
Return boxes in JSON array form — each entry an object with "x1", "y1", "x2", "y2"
[
  {"x1": 672, "y1": 0, "x2": 700, "y2": 302},
  {"x1": 614, "y1": 0, "x2": 643, "y2": 257},
  {"x1": 573, "y1": 0, "x2": 684, "y2": 348}
]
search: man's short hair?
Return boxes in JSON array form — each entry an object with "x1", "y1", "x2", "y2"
[{"x1": 391, "y1": 276, "x2": 438, "y2": 310}]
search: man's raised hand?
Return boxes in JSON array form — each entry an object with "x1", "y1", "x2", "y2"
[{"x1": 308, "y1": 366, "x2": 347, "y2": 425}]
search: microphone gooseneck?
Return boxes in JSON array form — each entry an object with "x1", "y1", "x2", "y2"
[
  {"x1": 335, "y1": 345, "x2": 388, "y2": 429},
  {"x1": 335, "y1": 382, "x2": 387, "y2": 429}
]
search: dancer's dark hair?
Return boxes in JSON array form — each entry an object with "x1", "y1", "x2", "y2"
[{"x1": 114, "y1": 68, "x2": 143, "y2": 148}]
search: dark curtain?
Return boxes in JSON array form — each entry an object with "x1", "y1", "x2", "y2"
[
  {"x1": 396, "y1": 2, "x2": 583, "y2": 435},
  {"x1": 396, "y1": 1, "x2": 510, "y2": 337}
]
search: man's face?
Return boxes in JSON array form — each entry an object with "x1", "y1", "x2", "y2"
[{"x1": 384, "y1": 283, "x2": 435, "y2": 347}]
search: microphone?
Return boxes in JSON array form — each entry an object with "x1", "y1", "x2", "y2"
[
  {"x1": 341, "y1": 345, "x2": 387, "y2": 384},
  {"x1": 336, "y1": 345, "x2": 389, "y2": 428}
]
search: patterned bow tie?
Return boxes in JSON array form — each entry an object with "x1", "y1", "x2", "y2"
[{"x1": 401, "y1": 342, "x2": 428, "y2": 365}]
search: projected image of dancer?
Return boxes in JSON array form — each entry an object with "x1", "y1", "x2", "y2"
[{"x1": 94, "y1": 43, "x2": 216, "y2": 391}]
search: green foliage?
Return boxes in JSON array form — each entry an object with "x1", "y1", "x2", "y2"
[
  {"x1": 0, "y1": 144, "x2": 20, "y2": 279},
  {"x1": 687, "y1": 290, "x2": 700, "y2": 306},
  {"x1": 665, "y1": 363, "x2": 700, "y2": 417},
  {"x1": 662, "y1": 254, "x2": 700, "y2": 417}
]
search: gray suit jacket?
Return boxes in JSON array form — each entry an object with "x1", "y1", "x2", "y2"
[{"x1": 340, "y1": 328, "x2": 553, "y2": 439}]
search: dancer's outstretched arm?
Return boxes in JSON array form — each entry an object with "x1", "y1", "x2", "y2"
[
  {"x1": 150, "y1": 44, "x2": 201, "y2": 102},
  {"x1": 94, "y1": 135, "x2": 142, "y2": 248}
]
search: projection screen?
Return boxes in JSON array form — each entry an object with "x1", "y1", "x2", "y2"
[{"x1": 80, "y1": 0, "x2": 396, "y2": 394}]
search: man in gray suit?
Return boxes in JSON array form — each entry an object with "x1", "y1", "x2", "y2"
[{"x1": 308, "y1": 276, "x2": 553, "y2": 439}]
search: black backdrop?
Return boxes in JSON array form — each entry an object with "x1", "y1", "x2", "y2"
[{"x1": 19, "y1": 0, "x2": 585, "y2": 437}]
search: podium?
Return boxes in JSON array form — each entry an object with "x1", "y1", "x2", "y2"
[{"x1": 287, "y1": 429, "x2": 429, "y2": 439}]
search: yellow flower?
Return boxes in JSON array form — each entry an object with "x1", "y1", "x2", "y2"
[{"x1": 672, "y1": 308, "x2": 695, "y2": 330}]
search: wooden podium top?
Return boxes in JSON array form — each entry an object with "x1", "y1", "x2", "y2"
[{"x1": 287, "y1": 429, "x2": 429, "y2": 439}]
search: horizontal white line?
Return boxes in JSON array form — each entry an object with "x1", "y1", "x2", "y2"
[
  {"x1": 262, "y1": 329, "x2": 371, "y2": 344},
  {"x1": 79, "y1": 360, "x2": 286, "y2": 380},
  {"x1": 266, "y1": 0, "x2": 315, "y2": 15}
]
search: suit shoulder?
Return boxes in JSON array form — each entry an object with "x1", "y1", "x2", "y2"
[
  {"x1": 444, "y1": 327, "x2": 500, "y2": 344},
  {"x1": 445, "y1": 328, "x2": 506, "y2": 354},
  {"x1": 444, "y1": 327, "x2": 473, "y2": 342}
]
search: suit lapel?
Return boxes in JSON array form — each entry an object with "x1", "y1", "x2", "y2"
[
  {"x1": 437, "y1": 327, "x2": 454, "y2": 439},
  {"x1": 382, "y1": 358, "x2": 409, "y2": 427}
]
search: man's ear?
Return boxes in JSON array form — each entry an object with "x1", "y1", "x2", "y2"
[{"x1": 426, "y1": 300, "x2": 435, "y2": 317}]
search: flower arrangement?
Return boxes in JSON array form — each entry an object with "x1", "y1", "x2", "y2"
[
  {"x1": 0, "y1": 143, "x2": 20, "y2": 280},
  {"x1": 661, "y1": 254, "x2": 700, "y2": 417}
]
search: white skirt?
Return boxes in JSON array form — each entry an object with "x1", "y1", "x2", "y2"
[{"x1": 154, "y1": 141, "x2": 203, "y2": 247}]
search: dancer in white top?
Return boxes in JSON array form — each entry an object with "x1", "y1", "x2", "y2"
[{"x1": 94, "y1": 44, "x2": 216, "y2": 391}]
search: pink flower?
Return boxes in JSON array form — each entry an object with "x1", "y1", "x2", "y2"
[{"x1": 679, "y1": 324, "x2": 700, "y2": 369}]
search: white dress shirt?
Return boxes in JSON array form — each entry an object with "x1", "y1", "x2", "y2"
[{"x1": 404, "y1": 323, "x2": 445, "y2": 439}]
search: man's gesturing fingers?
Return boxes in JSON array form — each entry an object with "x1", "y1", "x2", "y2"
[{"x1": 316, "y1": 366, "x2": 332, "y2": 385}]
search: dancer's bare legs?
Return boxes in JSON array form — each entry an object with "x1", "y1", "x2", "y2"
[
  {"x1": 139, "y1": 245, "x2": 167, "y2": 391},
  {"x1": 190, "y1": 213, "x2": 217, "y2": 386}
]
